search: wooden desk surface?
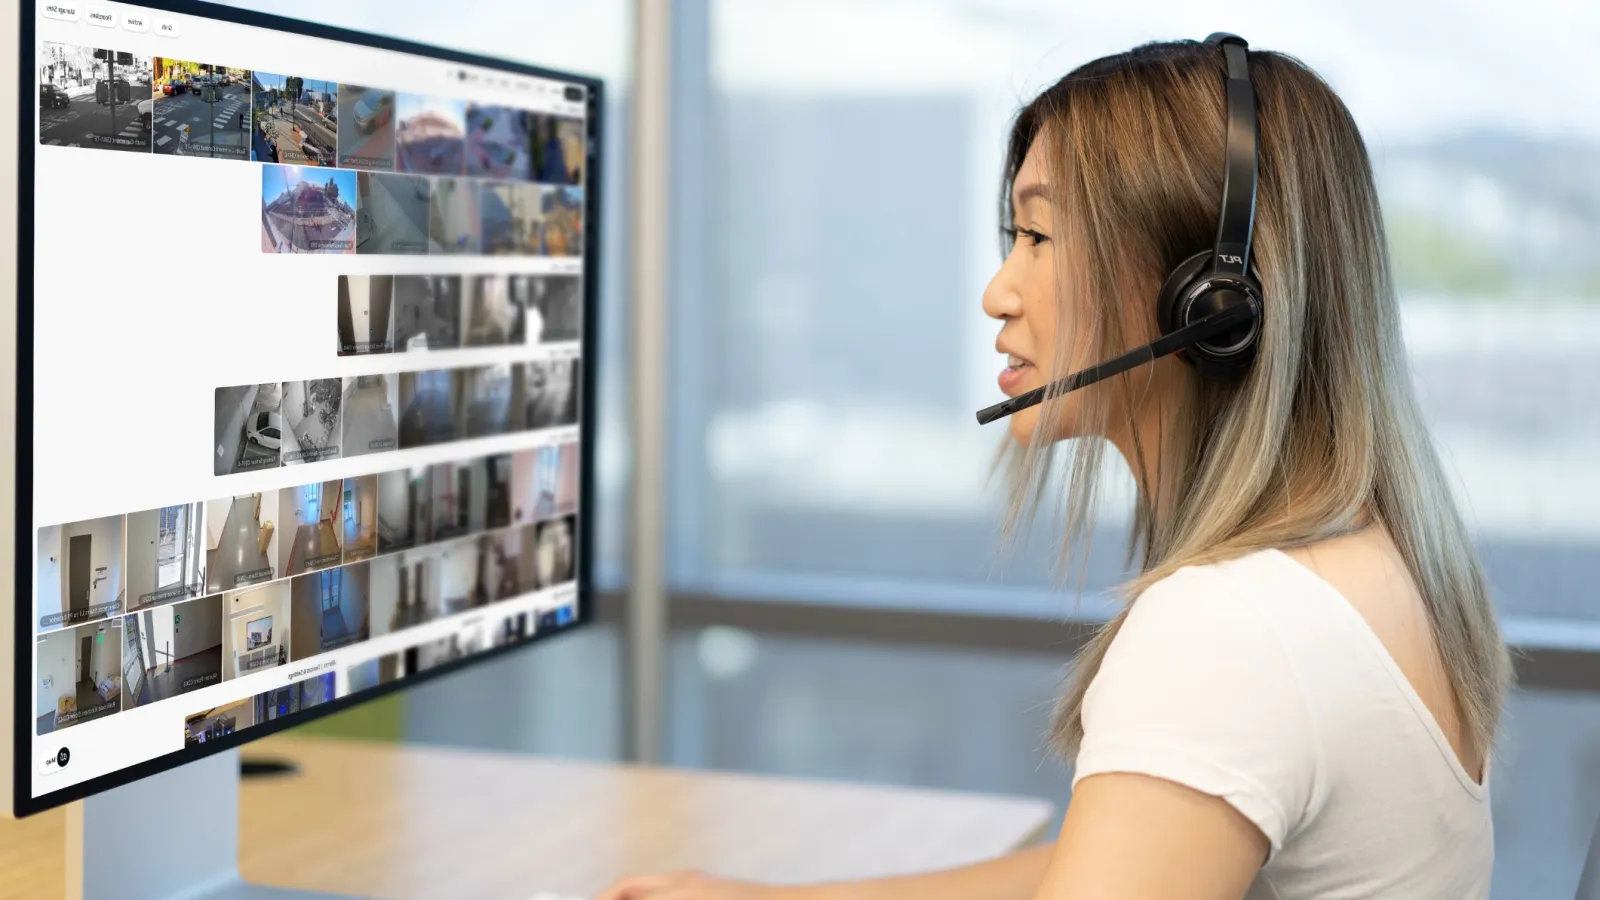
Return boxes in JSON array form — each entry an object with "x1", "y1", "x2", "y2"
[{"x1": 3, "y1": 735, "x2": 1055, "y2": 900}]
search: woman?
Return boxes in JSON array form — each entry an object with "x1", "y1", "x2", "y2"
[{"x1": 600, "y1": 36, "x2": 1510, "y2": 900}]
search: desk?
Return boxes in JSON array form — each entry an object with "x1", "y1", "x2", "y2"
[{"x1": 2, "y1": 735, "x2": 1055, "y2": 900}]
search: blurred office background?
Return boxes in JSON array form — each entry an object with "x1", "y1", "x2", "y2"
[{"x1": 226, "y1": 1, "x2": 1599, "y2": 897}]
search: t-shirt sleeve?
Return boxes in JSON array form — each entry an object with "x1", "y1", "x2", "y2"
[{"x1": 1072, "y1": 565, "x2": 1322, "y2": 858}]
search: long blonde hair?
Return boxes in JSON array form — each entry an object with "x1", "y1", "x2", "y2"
[{"x1": 997, "y1": 40, "x2": 1513, "y2": 759}]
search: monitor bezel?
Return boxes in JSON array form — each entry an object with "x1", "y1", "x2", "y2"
[{"x1": 11, "y1": 0, "x2": 603, "y2": 818}]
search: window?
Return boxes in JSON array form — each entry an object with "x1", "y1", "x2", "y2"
[
  {"x1": 321, "y1": 568, "x2": 339, "y2": 613},
  {"x1": 674, "y1": 1, "x2": 1600, "y2": 627},
  {"x1": 155, "y1": 503, "x2": 186, "y2": 589}
]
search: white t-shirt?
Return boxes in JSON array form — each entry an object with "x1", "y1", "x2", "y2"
[{"x1": 1073, "y1": 547, "x2": 1492, "y2": 900}]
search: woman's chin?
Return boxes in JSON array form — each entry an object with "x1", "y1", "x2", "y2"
[
  {"x1": 1006, "y1": 403, "x2": 1087, "y2": 448},
  {"x1": 1007, "y1": 408, "x2": 1039, "y2": 446}
]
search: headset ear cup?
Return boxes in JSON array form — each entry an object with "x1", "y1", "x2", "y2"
[
  {"x1": 1185, "y1": 278, "x2": 1263, "y2": 377},
  {"x1": 1156, "y1": 251, "x2": 1263, "y2": 377},
  {"x1": 1155, "y1": 251, "x2": 1215, "y2": 343}
]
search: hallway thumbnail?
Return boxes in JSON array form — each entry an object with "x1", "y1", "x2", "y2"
[
  {"x1": 290, "y1": 562, "x2": 371, "y2": 659},
  {"x1": 399, "y1": 369, "x2": 460, "y2": 448},
  {"x1": 279, "y1": 480, "x2": 344, "y2": 577},
  {"x1": 125, "y1": 502, "x2": 207, "y2": 612},
  {"x1": 35, "y1": 620, "x2": 123, "y2": 735},
  {"x1": 341, "y1": 374, "x2": 399, "y2": 458},
  {"x1": 37, "y1": 516, "x2": 125, "y2": 631},
  {"x1": 377, "y1": 466, "x2": 431, "y2": 553},
  {"x1": 123, "y1": 594, "x2": 224, "y2": 710},
  {"x1": 337, "y1": 274, "x2": 395, "y2": 356},
  {"x1": 204, "y1": 492, "x2": 279, "y2": 594}
]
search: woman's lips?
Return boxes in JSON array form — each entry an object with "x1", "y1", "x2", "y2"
[{"x1": 998, "y1": 355, "x2": 1032, "y2": 395}]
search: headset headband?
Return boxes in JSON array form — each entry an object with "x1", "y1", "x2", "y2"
[{"x1": 1204, "y1": 32, "x2": 1258, "y2": 279}]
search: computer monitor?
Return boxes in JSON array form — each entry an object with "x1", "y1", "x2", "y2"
[{"x1": 3, "y1": 0, "x2": 600, "y2": 820}]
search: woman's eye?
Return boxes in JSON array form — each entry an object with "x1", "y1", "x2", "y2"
[{"x1": 1007, "y1": 226, "x2": 1048, "y2": 247}]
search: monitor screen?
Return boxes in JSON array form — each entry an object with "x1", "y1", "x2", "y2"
[{"x1": 20, "y1": 0, "x2": 597, "y2": 811}]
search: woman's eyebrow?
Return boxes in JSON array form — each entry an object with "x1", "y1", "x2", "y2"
[{"x1": 1012, "y1": 182, "x2": 1048, "y2": 210}]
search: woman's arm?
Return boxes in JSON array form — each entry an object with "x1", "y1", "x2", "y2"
[
  {"x1": 1031, "y1": 773, "x2": 1265, "y2": 900},
  {"x1": 597, "y1": 773, "x2": 1267, "y2": 900},
  {"x1": 804, "y1": 842, "x2": 1055, "y2": 900},
  {"x1": 596, "y1": 842, "x2": 1054, "y2": 900}
]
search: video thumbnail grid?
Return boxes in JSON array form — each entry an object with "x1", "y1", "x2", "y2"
[
  {"x1": 35, "y1": 445, "x2": 581, "y2": 736},
  {"x1": 213, "y1": 356, "x2": 579, "y2": 476},
  {"x1": 39, "y1": 40, "x2": 587, "y2": 188},
  {"x1": 40, "y1": 439, "x2": 578, "y2": 630},
  {"x1": 262, "y1": 166, "x2": 585, "y2": 257},
  {"x1": 338, "y1": 272, "x2": 582, "y2": 355},
  {"x1": 179, "y1": 597, "x2": 565, "y2": 749}
]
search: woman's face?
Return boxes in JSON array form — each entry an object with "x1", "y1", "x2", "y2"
[
  {"x1": 982, "y1": 140, "x2": 1079, "y2": 446},
  {"x1": 983, "y1": 139, "x2": 1182, "y2": 462}
]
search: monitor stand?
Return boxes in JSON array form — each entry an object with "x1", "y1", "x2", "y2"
[{"x1": 65, "y1": 749, "x2": 357, "y2": 899}]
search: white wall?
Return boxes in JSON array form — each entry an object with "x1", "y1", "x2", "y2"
[
  {"x1": 37, "y1": 524, "x2": 63, "y2": 623},
  {"x1": 91, "y1": 622, "x2": 120, "y2": 685},
  {"x1": 369, "y1": 554, "x2": 399, "y2": 636},
  {"x1": 319, "y1": 479, "x2": 341, "y2": 524},
  {"x1": 517, "y1": 524, "x2": 539, "y2": 588},
  {"x1": 468, "y1": 461, "x2": 488, "y2": 530},
  {"x1": 283, "y1": 380, "x2": 308, "y2": 442},
  {"x1": 439, "y1": 539, "x2": 477, "y2": 603},
  {"x1": 510, "y1": 448, "x2": 534, "y2": 525},
  {"x1": 500, "y1": 527, "x2": 523, "y2": 558},
  {"x1": 344, "y1": 477, "x2": 361, "y2": 530},
  {"x1": 485, "y1": 279, "x2": 512, "y2": 332},
  {"x1": 533, "y1": 445, "x2": 561, "y2": 519},
  {"x1": 348, "y1": 274, "x2": 375, "y2": 343},
  {"x1": 414, "y1": 551, "x2": 440, "y2": 615},
  {"x1": 358, "y1": 478, "x2": 377, "y2": 532},
  {"x1": 378, "y1": 468, "x2": 410, "y2": 534},
  {"x1": 556, "y1": 442, "x2": 579, "y2": 516},
  {"x1": 430, "y1": 465, "x2": 453, "y2": 530},
  {"x1": 125, "y1": 508, "x2": 160, "y2": 602},
  {"x1": 258, "y1": 491, "x2": 281, "y2": 578},
  {"x1": 485, "y1": 534, "x2": 507, "y2": 598},
  {"x1": 205, "y1": 497, "x2": 231, "y2": 551},
  {"x1": 149, "y1": 609, "x2": 174, "y2": 669},
  {"x1": 289, "y1": 575, "x2": 317, "y2": 660},
  {"x1": 339, "y1": 563, "x2": 371, "y2": 635},
  {"x1": 60, "y1": 515, "x2": 125, "y2": 614},
  {"x1": 187, "y1": 501, "x2": 206, "y2": 589},
  {"x1": 35, "y1": 628, "x2": 79, "y2": 717},
  {"x1": 173, "y1": 595, "x2": 223, "y2": 660},
  {"x1": 282, "y1": 483, "x2": 315, "y2": 533},
  {"x1": 279, "y1": 485, "x2": 314, "y2": 573}
]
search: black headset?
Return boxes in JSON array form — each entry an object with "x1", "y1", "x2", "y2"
[{"x1": 976, "y1": 33, "x2": 1264, "y2": 426}]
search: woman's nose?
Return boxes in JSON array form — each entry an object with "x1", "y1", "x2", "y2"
[{"x1": 982, "y1": 264, "x2": 1023, "y2": 320}]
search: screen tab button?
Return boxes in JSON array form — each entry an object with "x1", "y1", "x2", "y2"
[{"x1": 41, "y1": 3, "x2": 83, "y2": 22}]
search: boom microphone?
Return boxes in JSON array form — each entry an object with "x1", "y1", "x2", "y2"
[{"x1": 974, "y1": 302, "x2": 1258, "y2": 425}]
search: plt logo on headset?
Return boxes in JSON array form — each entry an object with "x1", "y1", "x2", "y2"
[{"x1": 976, "y1": 33, "x2": 1265, "y2": 426}]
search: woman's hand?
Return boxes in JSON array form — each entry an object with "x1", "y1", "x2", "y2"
[{"x1": 596, "y1": 870, "x2": 797, "y2": 900}]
